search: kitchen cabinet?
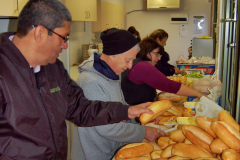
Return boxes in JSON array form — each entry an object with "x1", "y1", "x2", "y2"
[
  {"x1": 93, "y1": 1, "x2": 125, "y2": 32},
  {"x1": 0, "y1": 0, "x2": 28, "y2": 17},
  {"x1": 65, "y1": 0, "x2": 97, "y2": 21}
]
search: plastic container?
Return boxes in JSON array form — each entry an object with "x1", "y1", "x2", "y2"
[{"x1": 183, "y1": 102, "x2": 200, "y2": 116}]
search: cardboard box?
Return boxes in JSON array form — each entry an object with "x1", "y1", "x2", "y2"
[{"x1": 177, "y1": 64, "x2": 215, "y2": 75}]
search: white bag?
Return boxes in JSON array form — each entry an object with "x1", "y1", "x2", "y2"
[{"x1": 195, "y1": 96, "x2": 223, "y2": 119}]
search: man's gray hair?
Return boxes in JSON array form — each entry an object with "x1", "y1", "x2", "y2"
[{"x1": 134, "y1": 43, "x2": 140, "y2": 52}]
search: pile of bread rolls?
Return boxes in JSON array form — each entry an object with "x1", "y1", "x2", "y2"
[
  {"x1": 114, "y1": 100, "x2": 240, "y2": 160},
  {"x1": 167, "y1": 75, "x2": 193, "y2": 87}
]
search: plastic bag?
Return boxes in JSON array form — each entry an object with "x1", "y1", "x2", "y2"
[
  {"x1": 178, "y1": 55, "x2": 188, "y2": 63},
  {"x1": 192, "y1": 76, "x2": 222, "y2": 97},
  {"x1": 195, "y1": 96, "x2": 223, "y2": 119}
]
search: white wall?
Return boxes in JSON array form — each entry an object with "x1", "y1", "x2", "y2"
[{"x1": 125, "y1": 0, "x2": 212, "y2": 66}]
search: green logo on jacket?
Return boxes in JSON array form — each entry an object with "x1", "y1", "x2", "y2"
[{"x1": 50, "y1": 86, "x2": 60, "y2": 93}]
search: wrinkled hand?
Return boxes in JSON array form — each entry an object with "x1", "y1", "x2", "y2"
[
  {"x1": 128, "y1": 102, "x2": 153, "y2": 119},
  {"x1": 145, "y1": 126, "x2": 166, "y2": 142}
]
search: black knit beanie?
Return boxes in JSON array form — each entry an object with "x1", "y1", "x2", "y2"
[{"x1": 100, "y1": 28, "x2": 138, "y2": 55}]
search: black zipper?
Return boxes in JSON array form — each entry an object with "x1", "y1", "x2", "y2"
[{"x1": 34, "y1": 71, "x2": 57, "y2": 160}]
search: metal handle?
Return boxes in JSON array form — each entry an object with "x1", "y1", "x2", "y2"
[
  {"x1": 85, "y1": 11, "x2": 88, "y2": 19},
  {"x1": 225, "y1": 18, "x2": 237, "y2": 22},
  {"x1": 88, "y1": 11, "x2": 90, "y2": 18}
]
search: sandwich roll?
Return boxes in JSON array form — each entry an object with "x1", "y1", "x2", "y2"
[
  {"x1": 169, "y1": 129, "x2": 186, "y2": 143},
  {"x1": 163, "y1": 111, "x2": 175, "y2": 116},
  {"x1": 195, "y1": 116, "x2": 217, "y2": 138},
  {"x1": 116, "y1": 154, "x2": 151, "y2": 160},
  {"x1": 194, "y1": 158, "x2": 218, "y2": 160},
  {"x1": 168, "y1": 156, "x2": 190, "y2": 160},
  {"x1": 182, "y1": 125, "x2": 214, "y2": 152},
  {"x1": 210, "y1": 138, "x2": 229, "y2": 154},
  {"x1": 140, "y1": 100, "x2": 172, "y2": 125},
  {"x1": 151, "y1": 150, "x2": 162, "y2": 159},
  {"x1": 161, "y1": 144, "x2": 174, "y2": 158},
  {"x1": 115, "y1": 143, "x2": 154, "y2": 159},
  {"x1": 157, "y1": 137, "x2": 170, "y2": 149},
  {"x1": 172, "y1": 143, "x2": 213, "y2": 159},
  {"x1": 184, "y1": 138, "x2": 192, "y2": 144},
  {"x1": 211, "y1": 121, "x2": 240, "y2": 151},
  {"x1": 221, "y1": 149, "x2": 240, "y2": 160},
  {"x1": 167, "y1": 106, "x2": 183, "y2": 116},
  {"x1": 159, "y1": 116, "x2": 179, "y2": 123},
  {"x1": 218, "y1": 110, "x2": 240, "y2": 131}
]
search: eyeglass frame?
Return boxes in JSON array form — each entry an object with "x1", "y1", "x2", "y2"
[
  {"x1": 32, "y1": 25, "x2": 69, "y2": 43},
  {"x1": 151, "y1": 51, "x2": 162, "y2": 57}
]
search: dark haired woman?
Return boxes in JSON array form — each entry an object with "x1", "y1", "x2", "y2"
[
  {"x1": 128, "y1": 26, "x2": 141, "y2": 42},
  {"x1": 121, "y1": 37, "x2": 206, "y2": 105},
  {"x1": 149, "y1": 29, "x2": 185, "y2": 76}
]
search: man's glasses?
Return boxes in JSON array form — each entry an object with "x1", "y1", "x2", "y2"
[
  {"x1": 151, "y1": 51, "x2": 162, "y2": 57},
  {"x1": 32, "y1": 25, "x2": 69, "y2": 43}
]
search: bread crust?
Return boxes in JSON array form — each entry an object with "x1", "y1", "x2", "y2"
[
  {"x1": 140, "y1": 100, "x2": 172, "y2": 125},
  {"x1": 196, "y1": 116, "x2": 217, "y2": 138},
  {"x1": 218, "y1": 110, "x2": 240, "y2": 131},
  {"x1": 158, "y1": 137, "x2": 170, "y2": 149},
  {"x1": 158, "y1": 97, "x2": 182, "y2": 102},
  {"x1": 181, "y1": 125, "x2": 214, "y2": 152},
  {"x1": 167, "y1": 106, "x2": 183, "y2": 116},
  {"x1": 210, "y1": 138, "x2": 229, "y2": 154},
  {"x1": 115, "y1": 143, "x2": 154, "y2": 159},
  {"x1": 168, "y1": 156, "x2": 191, "y2": 160},
  {"x1": 161, "y1": 144, "x2": 174, "y2": 158},
  {"x1": 159, "y1": 116, "x2": 179, "y2": 123},
  {"x1": 169, "y1": 129, "x2": 186, "y2": 143},
  {"x1": 151, "y1": 150, "x2": 162, "y2": 159},
  {"x1": 221, "y1": 149, "x2": 240, "y2": 160},
  {"x1": 211, "y1": 121, "x2": 240, "y2": 151},
  {"x1": 172, "y1": 143, "x2": 213, "y2": 159}
]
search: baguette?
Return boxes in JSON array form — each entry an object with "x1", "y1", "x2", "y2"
[
  {"x1": 168, "y1": 156, "x2": 191, "y2": 160},
  {"x1": 195, "y1": 116, "x2": 217, "y2": 138},
  {"x1": 184, "y1": 138, "x2": 192, "y2": 144},
  {"x1": 115, "y1": 143, "x2": 154, "y2": 159},
  {"x1": 161, "y1": 144, "x2": 174, "y2": 158},
  {"x1": 158, "y1": 96, "x2": 182, "y2": 102},
  {"x1": 172, "y1": 143, "x2": 213, "y2": 159},
  {"x1": 116, "y1": 154, "x2": 151, "y2": 160},
  {"x1": 167, "y1": 106, "x2": 183, "y2": 116},
  {"x1": 163, "y1": 111, "x2": 175, "y2": 116},
  {"x1": 140, "y1": 100, "x2": 172, "y2": 125},
  {"x1": 169, "y1": 129, "x2": 186, "y2": 143},
  {"x1": 181, "y1": 125, "x2": 214, "y2": 152},
  {"x1": 210, "y1": 138, "x2": 229, "y2": 154},
  {"x1": 182, "y1": 112, "x2": 192, "y2": 117},
  {"x1": 221, "y1": 149, "x2": 240, "y2": 160},
  {"x1": 218, "y1": 110, "x2": 240, "y2": 131},
  {"x1": 157, "y1": 137, "x2": 170, "y2": 149},
  {"x1": 194, "y1": 158, "x2": 218, "y2": 160},
  {"x1": 151, "y1": 150, "x2": 162, "y2": 159},
  {"x1": 211, "y1": 121, "x2": 240, "y2": 151},
  {"x1": 159, "y1": 116, "x2": 179, "y2": 123}
]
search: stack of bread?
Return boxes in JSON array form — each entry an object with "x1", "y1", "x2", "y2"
[
  {"x1": 114, "y1": 100, "x2": 240, "y2": 160},
  {"x1": 167, "y1": 75, "x2": 193, "y2": 87}
]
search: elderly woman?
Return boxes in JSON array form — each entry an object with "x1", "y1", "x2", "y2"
[{"x1": 121, "y1": 37, "x2": 206, "y2": 105}]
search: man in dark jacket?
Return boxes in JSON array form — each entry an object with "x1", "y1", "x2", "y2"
[{"x1": 0, "y1": 0, "x2": 153, "y2": 159}]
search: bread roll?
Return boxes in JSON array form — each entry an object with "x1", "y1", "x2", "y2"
[
  {"x1": 221, "y1": 149, "x2": 240, "y2": 160},
  {"x1": 218, "y1": 110, "x2": 240, "y2": 131},
  {"x1": 158, "y1": 96, "x2": 182, "y2": 102},
  {"x1": 167, "y1": 106, "x2": 183, "y2": 116},
  {"x1": 181, "y1": 125, "x2": 214, "y2": 152},
  {"x1": 212, "y1": 118, "x2": 218, "y2": 122},
  {"x1": 151, "y1": 150, "x2": 162, "y2": 159},
  {"x1": 196, "y1": 116, "x2": 217, "y2": 138},
  {"x1": 140, "y1": 100, "x2": 172, "y2": 125},
  {"x1": 184, "y1": 138, "x2": 192, "y2": 144},
  {"x1": 158, "y1": 137, "x2": 170, "y2": 149},
  {"x1": 211, "y1": 121, "x2": 240, "y2": 151},
  {"x1": 168, "y1": 139, "x2": 177, "y2": 145},
  {"x1": 172, "y1": 143, "x2": 213, "y2": 159},
  {"x1": 210, "y1": 138, "x2": 229, "y2": 154},
  {"x1": 115, "y1": 143, "x2": 154, "y2": 159},
  {"x1": 153, "y1": 158, "x2": 168, "y2": 160},
  {"x1": 159, "y1": 116, "x2": 178, "y2": 124},
  {"x1": 169, "y1": 129, "x2": 186, "y2": 143},
  {"x1": 194, "y1": 158, "x2": 218, "y2": 160},
  {"x1": 163, "y1": 111, "x2": 175, "y2": 116},
  {"x1": 216, "y1": 154, "x2": 221, "y2": 160},
  {"x1": 116, "y1": 154, "x2": 151, "y2": 160},
  {"x1": 149, "y1": 140, "x2": 161, "y2": 151},
  {"x1": 161, "y1": 144, "x2": 174, "y2": 158},
  {"x1": 168, "y1": 156, "x2": 190, "y2": 160}
]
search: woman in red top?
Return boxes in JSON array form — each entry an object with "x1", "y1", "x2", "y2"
[{"x1": 121, "y1": 37, "x2": 206, "y2": 105}]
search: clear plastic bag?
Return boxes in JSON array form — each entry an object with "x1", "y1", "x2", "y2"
[{"x1": 192, "y1": 76, "x2": 222, "y2": 97}]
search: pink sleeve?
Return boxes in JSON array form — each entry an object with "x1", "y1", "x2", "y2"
[{"x1": 127, "y1": 61, "x2": 181, "y2": 93}]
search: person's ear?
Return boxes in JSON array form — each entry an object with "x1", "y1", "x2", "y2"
[{"x1": 33, "y1": 25, "x2": 48, "y2": 43}]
